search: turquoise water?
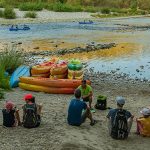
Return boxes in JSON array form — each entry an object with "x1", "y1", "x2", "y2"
[{"x1": 0, "y1": 17, "x2": 150, "y2": 80}]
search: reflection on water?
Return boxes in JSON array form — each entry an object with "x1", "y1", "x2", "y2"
[{"x1": 1, "y1": 17, "x2": 150, "y2": 80}]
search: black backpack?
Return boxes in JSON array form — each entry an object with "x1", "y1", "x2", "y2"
[
  {"x1": 23, "y1": 103, "x2": 38, "y2": 128},
  {"x1": 2, "y1": 109, "x2": 15, "y2": 127},
  {"x1": 95, "y1": 95, "x2": 107, "y2": 110},
  {"x1": 111, "y1": 109, "x2": 128, "y2": 139}
]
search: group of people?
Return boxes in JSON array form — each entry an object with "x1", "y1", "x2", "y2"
[
  {"x1": 2, "y1": 79, "x2": 150, "y2": 139},
  {"x1": 2, "y1": 94, "x2": 42, "y2": 128}
]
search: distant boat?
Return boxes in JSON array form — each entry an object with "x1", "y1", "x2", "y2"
[
  {"x1": 79, "y1": 21, "x2": 94, "y2": 24},
  {"x1": 9, "y1": 25, "x2": 30, "y2": 31}
]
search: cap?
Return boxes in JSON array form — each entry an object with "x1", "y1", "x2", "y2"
[
  {"x1": 116, "y1": 96, "x2": 125, "y2": 105},
  {"x1": 5, "y1": 101, "x2": 14, "y2": 110},
  {"x1": 24, "y1": 94, "x2": 33, "y2": 101},
  {"x1": 140, "y1": 108, "x2": 150, "y2": 116}
]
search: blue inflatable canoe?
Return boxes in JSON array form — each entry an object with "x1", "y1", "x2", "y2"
[
  {"x1": 10, "y1": 65, "x2": 30, "y2": 88},
  {"x1": 9, "y1": 26, "x2": 30, "y2": 31},
  {"x1": 79, "y1": 21, "x2": 93, "y2": 24}
]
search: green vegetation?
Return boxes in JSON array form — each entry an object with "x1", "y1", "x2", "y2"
[
  {"x1": 46, "y1": 2, "x2": 82, "y2": 12},
  {"x1": 0, "y1": 89, "x2": 4, "y2": 99},
  {"x1": 101, "y1": 8, "x2": 110, "y2": 14},
  {"x1": 0, "y1": 45, "x2": 24, "y2": 90},
  {"x1": 24, "y1": 11, "x2": 37, "y2": 18},
  {"x1": 0, "y1": 9, "x2": 3, "y2": 17},
  {"x1": 0, "y1": 0, "x2": 149, "y2": 18},
  {"x1": 19, "y1": 3, "x2": 43, "y2": 11},
  {"x1": 3, "y1": 7, "x2": 16, "y2": 19}
]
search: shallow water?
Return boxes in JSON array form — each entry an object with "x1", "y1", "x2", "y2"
[{"x1": 0, "y1": 17, "x2": 150, "y2": 80}]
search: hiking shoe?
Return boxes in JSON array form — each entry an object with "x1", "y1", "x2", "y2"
[
  {"x1": 90, "y1": 108, "x2": 96, "y2": 113},
  {"x1": 90, "y1": 120, "x2": 97, "y2": 126}
]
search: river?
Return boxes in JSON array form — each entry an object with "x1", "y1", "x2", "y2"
[{"x1": 0, "y1": 17, "x2": 150, "y2": 80}]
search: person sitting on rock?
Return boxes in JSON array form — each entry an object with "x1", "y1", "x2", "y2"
[
  {"x1": 22, "y1": 94, "x2": 42, "y2": 128},
  {"x1": 67, "y1": 89, "x2": 96, "y2": 126},
  {"x1": 107, "y1": 96, "x2": 134, "y2": 139},
  {"x1": 136, "y1": 107, "x2": 150, "y2": 137},
  {"x1": 2, "y1": 100, "x2": 21, "y2": 127},
  {"x1": 78, "y1": 79, "x2": 93, "y2": 110}
]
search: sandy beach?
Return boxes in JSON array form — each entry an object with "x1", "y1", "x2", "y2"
[{"x1": 0, "y1": 10, "x2": 150, "y2": 150}]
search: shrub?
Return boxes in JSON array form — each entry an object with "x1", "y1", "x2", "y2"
[
  {"x1": 24, "y1": 11, "x2": 37, "y2": 18},
  {"x1": 84, "y1": 6, "x2": 99, "y2": 13},
  {"x1": 0, "y1": 10, "x2": 3, "y2": 17},
  {"x1": 0, "y1": 89, "x2": 4, "y2": 99},
  {"x1": 110, "y1": 8, "x2": 128, "y2": 14},
  {"x1": 3, "y1": 7, "x2": 16, "y2": 19},
  {"x1": 46, "y1": 2, "x2": 82, "y2": 12},
  {"x1": 0, "y1": 45, "x2": 24, "y2": 74},
  {"x1": 19, "y1": 3, "x2": 43, "y2": 11},
  {"x1": 0, "y1": 64, "x2": 10, "y2": 90},
  {"x1": 101, "y1": 8, "x2": 110, "y2": 14}
]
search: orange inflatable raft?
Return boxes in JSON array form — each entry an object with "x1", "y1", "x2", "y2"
[
  {"x1": 19, "y1": 83, "x2": 75, "y2": 94},
  {"x1": 19, "y1": 77, "x2": 91, "y2": 88}
]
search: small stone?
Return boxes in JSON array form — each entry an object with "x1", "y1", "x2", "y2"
[{"x1": 34, "y1": 47, "x2": 39, "y2": 49}]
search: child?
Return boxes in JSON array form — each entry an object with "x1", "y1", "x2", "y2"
[
  {"x1": 2, "y1": 101, "x2": 21, "y2": 127},
  {"x1": 22, "y1": 94, "x2": 42, "y2": 128},
  {"x1": 136, "y1": 108, "x2": 150, "y2": 137}
]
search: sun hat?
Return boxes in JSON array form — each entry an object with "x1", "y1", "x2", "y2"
[
  {"x1": 116, "y1": 96, "x2": 125, "y2": 105},
  {"x1": 24, "y1": 94, "x2": 33, "y2": 101},
  {"x1": 5, "y1": 101, "x2": 14, "y2": 110},
  {"x1": 140, "y1": 108, "x2": 150, "y2": 116}
]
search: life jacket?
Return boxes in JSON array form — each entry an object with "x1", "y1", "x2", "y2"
[{"x1": 137, "y1": 117, "x2": 150, "y2": 137}]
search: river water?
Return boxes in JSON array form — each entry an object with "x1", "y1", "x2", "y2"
[{"x1": 0, "y1": 17, "x2": 150, "y2": 80}]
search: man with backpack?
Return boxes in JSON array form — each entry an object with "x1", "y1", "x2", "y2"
[
  {"x1": 22, "y1": 94, "x2": 42, "y2": 128},
  {"x1": 107, "y1": 96, "x2": 134, "y2": 139}
]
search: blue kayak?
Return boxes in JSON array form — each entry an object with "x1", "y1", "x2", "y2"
[
  {"x1": 10, "y1": 65, "x2": 30, "y2": 88},
  {"x1": 79, "y1": 21, "x2": 93, "y2": 24},
  {"x1": 9, "y1": 26, "x2": 30, "y2": 31}
]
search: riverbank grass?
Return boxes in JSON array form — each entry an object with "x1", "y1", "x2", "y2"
[
  {"x1": 24, "y1": 11, "x2": 37, "y2": 18},
  {"x1": 0, "y1": 45, "x2": 25, "y2": 90}
]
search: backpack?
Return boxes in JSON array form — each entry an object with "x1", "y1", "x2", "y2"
[
  {"x1": 95, "y1": 95, "x2": 107, "y2": 110},
  {"x1": 2, "y1": 109, "x2": 15, "y2": 127},
  {"x1": 23, "y1": 103, "x2": 38, "y2": 128},
  {"x1": 111, "y1": 109, "x2": 128, "y2": 139}
]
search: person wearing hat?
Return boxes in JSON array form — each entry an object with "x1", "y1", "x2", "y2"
[
  {"x1": 136, "y1": 107, "x2": 150, "y2": 136},
  {"x1": 78, "y1": 79, "x2": 93, "y2": 109},
  {"x1": 22, "y1": 94, "x2": 42, "y2": 128},
  {"x1": 107, "y1": 96, "x2": 134, "y2": 136},
  {"x1": 2, "y1": 101, "x2": 21, "y2": 127},
  {"x1": 67, "y1": 88, "x2": 96, "y2": 126}
]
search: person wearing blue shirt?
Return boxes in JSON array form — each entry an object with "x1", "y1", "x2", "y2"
[
  {"x1": 107, "y1": 96, "x2": 134, "y2": 135},
  {"x1": 67, "y1": 89, "x2": 96, "y2": 126}
]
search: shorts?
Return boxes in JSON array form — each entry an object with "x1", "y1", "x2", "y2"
[
  {"x1": 81, "y1": 111, "x2": 87, "y2": 123},
  {"x1": 83, "y1": 97, "x2": 90, "y2": 102}
]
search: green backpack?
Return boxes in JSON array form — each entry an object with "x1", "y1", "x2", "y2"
[
  {"x1": 23, "y1": 103, "x2": 38, "y2": 128},
  {"x1": 95, "y1": 95, "x2": 107, "y2": 110}
]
